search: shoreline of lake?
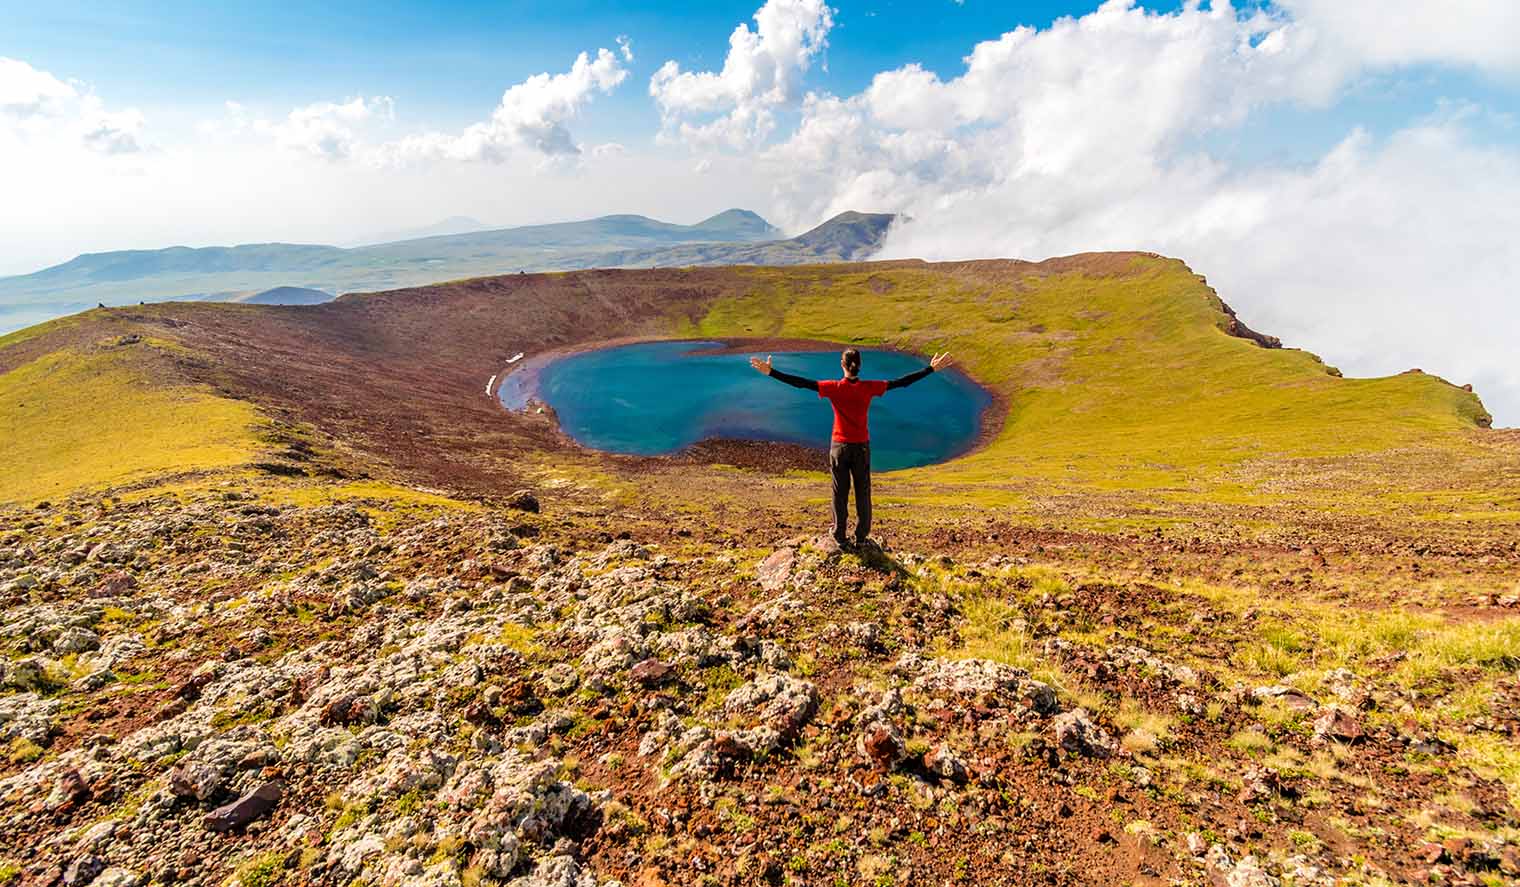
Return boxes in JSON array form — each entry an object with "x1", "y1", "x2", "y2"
[{"x1": 493, "y1": 337, "x2": 1003, "y2": 472}]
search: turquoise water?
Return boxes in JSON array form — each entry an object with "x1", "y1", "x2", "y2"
[{"x1": 503, "y1": 340, "x2": 991, "y2": 471}]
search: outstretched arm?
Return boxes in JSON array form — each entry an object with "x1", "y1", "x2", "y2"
[
  {"x1": 885, "y1": 367, "x2": 933, "y2": 390},
  {"x1": 749, "y1": 355, "x2": 819, "y2": 392},
  {"x1": 885, "y1": 351, "x2": 953, "y2": 391}
]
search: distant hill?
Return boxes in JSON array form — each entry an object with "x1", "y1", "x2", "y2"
[
  {"x1": 365, "y1": 208, "x2": 781, "y2": 256},
  {"x1": 605, "y1": 211, "x2": 896, "y2": 267},
  {"x1": 234, "y1": 286, "x2": 334, "y2": 305},
  {"x1": 0, "y1": 208, "x2": 862, "y2": 334},
  {"x1": 791, "y1": 211, "x2": 896, "y2": 256},
  {"x1": 681, "y1": 208, "x2": 780, "y2": 241},
  {"x1": 357, "y1": 216, "x2": 492, "y2": 245},
  {"x1": 20, "y1": 243, "x2": 348, "y2": 284}
]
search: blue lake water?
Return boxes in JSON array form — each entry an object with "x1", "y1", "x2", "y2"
[{"x1": 502, "y1": 340, "x2": 992, "y2": 471}]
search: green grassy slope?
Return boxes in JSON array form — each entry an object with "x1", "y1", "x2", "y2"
[
  {"x1": 0, "y1": 340, "x2": 264, "y2": 504},
  {"x1": 681, "y1": 255, "x2": 1493, "y2": 504}
]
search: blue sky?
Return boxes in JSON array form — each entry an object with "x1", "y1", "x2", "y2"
[
  {"x1": 2, "y1": 0, "x2": 1519, "y2": 422},
  {"x1": 9, "y1": 1, "x2": 1197, "y2": 133},
  {"x1": 8, "y1": 1, "x2": 1511, "y2": 173},
  {"x1": 10, "y1": 2, "x2": 1185, "y2": 93}
]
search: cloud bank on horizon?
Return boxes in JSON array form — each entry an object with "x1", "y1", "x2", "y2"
[
  {"x1": 1, "y1": 0, "x2": 1518, "y2": 424},
  {"x1": 739, "y1": 0, "x2": 1520, "y2": 426}
]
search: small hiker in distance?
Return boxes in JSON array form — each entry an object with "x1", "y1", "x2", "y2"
[{"x1": 750, "y1": 347, "x2": 952, "y2": 549}]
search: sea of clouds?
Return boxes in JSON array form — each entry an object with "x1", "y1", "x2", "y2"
[{"x1": 653, "y1": 0, "x2": 1520, "y2": 423}]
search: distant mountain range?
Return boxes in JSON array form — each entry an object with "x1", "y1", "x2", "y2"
[
  {"x1": 356, "y1": 216, "x2": 493, "y2": 245},
  {"x1": 0, "y1": 209, "x2": 895, "y2": 334}
]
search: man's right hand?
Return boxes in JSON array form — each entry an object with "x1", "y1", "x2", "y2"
[{"x1": 749, "y1": 355, "x2": 774, "y2": 375}]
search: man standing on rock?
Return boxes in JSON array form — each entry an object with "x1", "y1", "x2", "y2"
[{"x1": 750, "y1": 347, "x2": 952, "y2": 548}]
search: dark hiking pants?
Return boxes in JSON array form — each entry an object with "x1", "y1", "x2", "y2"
[{"x1": 829, "y1": 442, "x2": 871, "y2": 544}]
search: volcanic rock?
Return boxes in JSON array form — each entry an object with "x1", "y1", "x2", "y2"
[
  {"x1": 1050, "y1": 708, "x2": 1117, "y2": 758},
  {"x1": 629, "y1": 658, "x2": 674, "y2": 686},
  {"x1": 1312, "y1": 704, "x2": 1364, "y2": 744},
  {"x1": 542, "y1": 663, "x2": 579, "y2": 695},
  {"x1": 505, "y1": 490, "x2": 540, "y2": 513},
  {"x1": 49, "y1": 768, "x2": 93, "y2": 812},
  {"x1": 924, "y1": 744, "x2": 969, "y2": 783},
  {"x1": 91, "y1": 571, "x2": 137, "y2": 597},
  {"x1": 1236, "y1": 765, "x2": 1279, "y2": 805},
  {"x1": 4, "y1": 657, "x2": 49, "y2": 691},
  {"x1": 173, "y1": 670, "x2": 217, "y2": 702},
  {"x1": 53, "y1": 627, "x2": 101, "y2": 654},
  {"x1": 757, "y1": 547, "x2": 797, "y2": 592},
  {"x1": 89, "y1": 869, "x2": 141, "y2": 887},
  {"x1": 319, "y1": 693, "x2": 379, "y2": 727},
  {"x1": 203, "y1": 780, "x2": 282, "y2": 832},
  {"x1": 857, "y1": 722, "x2": 907, "y2": 771},
  {"x1": 723, "y1": 673, "x2": 818, "y2": 738},
  {"x1": 169, "y1": 760, "x2": 224, "y2": 802},
  {"x1": 846, "y1": 621, "x2": 883, "y2": 650},
  {"x1": 62, "y1": 856, "x2": 106, "y2": 886},
  {"x1": 1251, "y1": 685, "x2": 1316, "y2": 712}
]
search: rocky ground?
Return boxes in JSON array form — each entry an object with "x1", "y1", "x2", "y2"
[{"x1": 2, "y1": 482, "x2": 1518, "y2": 887}]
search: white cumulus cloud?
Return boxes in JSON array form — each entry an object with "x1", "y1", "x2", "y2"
[
  {"x1": 682, "y1": 0, "x2": 1520, "y2": 423},
  {"x1": 0, "y1": 56, "x2": 144, "y2": 154},
  {"x1": 1275, "y1": 0, "x2": 1520, "y2": 79},
  {"x1": 233, "y1": 46, "x2": 629, "y2": 166},
  {"x1": 385, "y1": 46, "x2": 629, "y2": 163},
  {"x1": 0, "y1": 57, "x2": 77, "y2": 118},
  {"x1": 650, "y1": 0, "x2": 833, "y2": 149},
  {"x1": 258, "y1": 96, "x2": 394, "y2": 161}
]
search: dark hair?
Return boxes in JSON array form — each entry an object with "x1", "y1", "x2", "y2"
[{"x1": 842, "y1": 348, "x2": 861, "y2": 375}]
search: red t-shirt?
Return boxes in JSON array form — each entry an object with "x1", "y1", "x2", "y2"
[{"x1": 818, "y1": 377, "x2": 888, "y2": 443}]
